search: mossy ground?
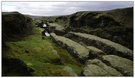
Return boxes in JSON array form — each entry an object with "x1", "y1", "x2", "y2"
[{"x1": 3, "y1": 26, "x2": 84, "y2": 76}]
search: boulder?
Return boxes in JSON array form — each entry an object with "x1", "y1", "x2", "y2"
[
  {"x1": 82, "y1": 64, "x2": 109, "y2": 76},
  {"x1": 84, "y1": 59, "x2": 123, "y2": 76},
  {"x1": 49, "y1": 23, "x2": 66, "y2": 36},
  {"x1": 102, "y1": 55, "x2": 133, "y2": 76},
  {"x1": 63, "y1": 66, "x2": 77, "y2": 76}
]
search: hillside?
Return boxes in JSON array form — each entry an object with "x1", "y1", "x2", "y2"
[
  {"x1": 36, "y1": 7, "x2": 133, "y2": 49},
  {"x1": 2, "y1": 12, "x2": 83, "y2": 76},
  {"x1": 2, "y1": 7, "x2": 133, "y2": 76},
  {"x1": 2, "y1": 12, "x2": 34, "y2": 42}
]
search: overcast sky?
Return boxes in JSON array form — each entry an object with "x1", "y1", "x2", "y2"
[{"x1": 2, "y1": 1, "x2": 134, "y2": 16}]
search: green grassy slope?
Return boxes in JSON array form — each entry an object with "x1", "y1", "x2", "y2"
[
  {"x1": 2, "y1": 12, "x2": 83, "y2": 76},
  {"x1": 3, "y1": 27, "x2": 83, "y2": 76}
]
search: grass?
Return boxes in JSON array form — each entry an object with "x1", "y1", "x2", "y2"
[
  {"x1": 52, "y1": 43, "x2": 84, "y2": 75},
  {"x1": 3, "y1": 26, "x2": 84, "y2": 76}
]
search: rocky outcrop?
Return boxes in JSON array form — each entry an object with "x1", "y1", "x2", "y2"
[
  {"x1": 82, "y1": 59, "x2": 122, "y2": 76},
  {"x1": 65, "y1": 32, "x2": 133, "y2": 60},
  {"x1": 63, "y1": 32, "x2": 133, "y2": 76},
  {"x1": 2, "y1": 12, "x2": 35, "y2": 76},
  {"x1": 54, "y1": 26, "x2": 67, "y2": 36},
  {"x1": 36, "y1": 7, "x2": 133, "y2": 49},
  {"x1": 102, "y1": 55, "x2": 133, "y2": 76},
  {"x1": 2, "y1": 58, "x2": 33, "y2": 76},
  {"x1": 82, "y1": 64, "x2": 109, "y2": 76},
  {"x1": 68, "y1": 7, "x2": 133, "y2": 50},
  {"x1": 49, "y1": 23, "x2": 67, "y2": 36},
  {"x1": 86, "y1": 46, "x2": 105, "y2": 59},
  {"x1": 69, "y1": 12, "x2": 120, "y2": 29},
  {"x1": 63, "y1": 66, "x2": 77, "y2": 76},
  {"x1": 82, "y1": 55, "x2": 133, "y2": 76},
  {"x1": 50, "y1": 33, "x2": 89, "y2": 63},
  {"x1": 50, "y1": 32, "x2": 133, "y2": 76},
  {"x1": 2, "y1": 12, "x2": 33, "y2": 42}
]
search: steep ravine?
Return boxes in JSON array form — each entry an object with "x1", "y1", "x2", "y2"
[
  {"x1": 2, "y1": 12, "x2": 83, "y2": 76},
  {"x1": 2, "y1": 7, "x2": 133, "y2": 76},
  {"x1": 37, "y1": 7, "x2": 133, "y2": 50}
]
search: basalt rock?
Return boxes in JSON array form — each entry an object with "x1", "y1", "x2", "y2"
[
  {"x1": 2, "y1": 12, "x2": 33, "y2": 42},
  {"x1": 82, "y1": 59, "x2": 123, "y2": 76},
  {"x1": 102, "y1": 55, "x2": 133, "y2": 76},
  {"x1": 50, "y1": 33, "x2": 89, "y2": 63},
  {"x1": 63, "y1": 66, "x2": 77, "y2": 76},
  {"x1": 65, "y1": 32, "x2": 133, "y2": 60}
]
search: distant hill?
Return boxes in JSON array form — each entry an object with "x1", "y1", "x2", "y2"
[
  {"x1": 2, "y1": 11, "x2": 20, "y2": 15},
  {"x1": 24, "y1": 14, "x2": 45, "y2": 19}
]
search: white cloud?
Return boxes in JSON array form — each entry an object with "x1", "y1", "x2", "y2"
[
  {"x1": 2, "y1": 5, "x2": 17, "y2": 12},
  {"x1": 2, "y1": 1, "x2": 133, "y2": 16}
]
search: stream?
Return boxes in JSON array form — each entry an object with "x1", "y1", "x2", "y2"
[{"x1": 43, "y1": 23, "x2": 50, "y2": 36}]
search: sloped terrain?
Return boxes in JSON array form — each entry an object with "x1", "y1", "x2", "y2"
[
  {"x1": 2, "y1": 12, "x2": 83, "y2": 76},
  {"x1": 50, "y1": 32, "x2": 133, "y2": 76},
  {"x1": 36, "y1": 7, "x2": 133, "y2": 49},
  {"x1": 65, "y1": 32, "x2": 133, "y2": 60},
  {"x1": 2, "y1": 7, "x2": 133, "y2": 76},
  {"x1": 2, "y1": 12, "x2": 33, "y2": 42},
  {"x1": 50, "y1": 33, "x2": 89, "y2": 63},
  {"x1": 67, "y1": 7, "x2": 133, "y2": 50},
  {"x1": 82, "y1": 59, "x2": 123, "y2": 76}
]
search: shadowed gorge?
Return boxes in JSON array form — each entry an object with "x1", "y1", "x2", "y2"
[{"x1": 2, "y1": 7, "x2": 133, "y2": 76}]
